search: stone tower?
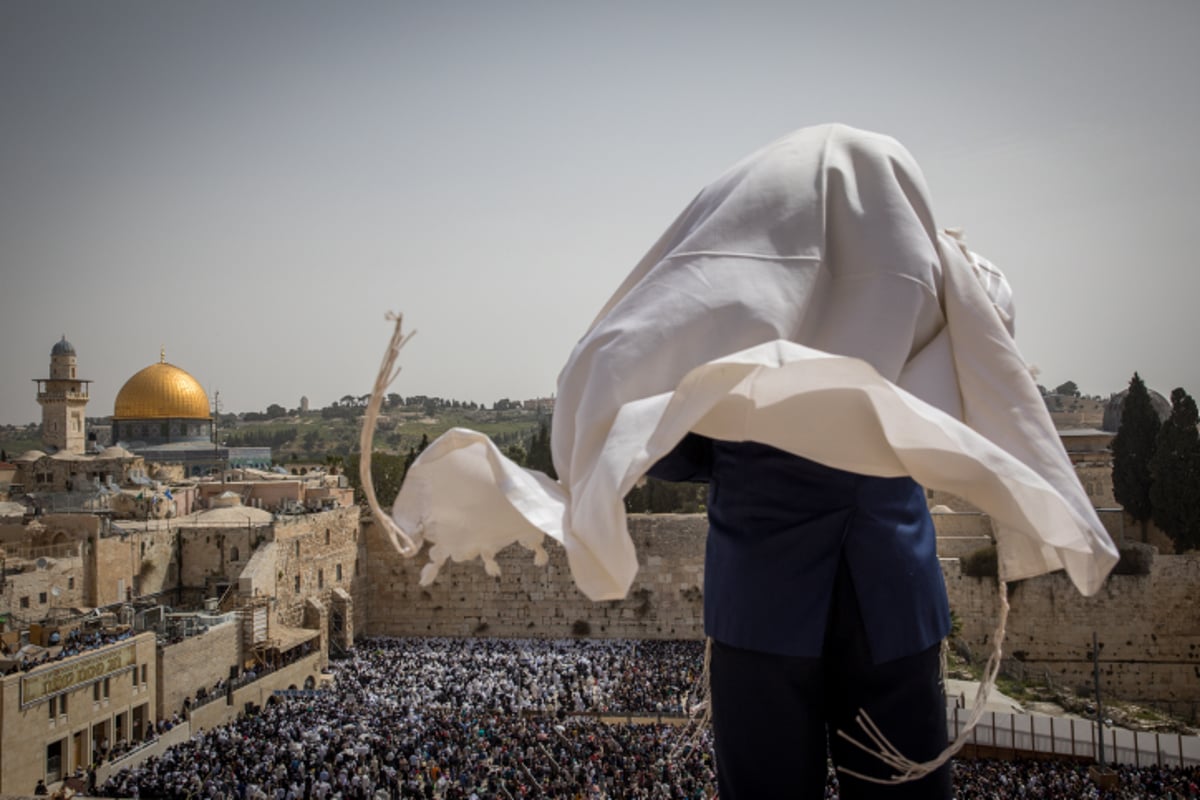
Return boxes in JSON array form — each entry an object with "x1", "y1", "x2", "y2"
[{"x1": 35, "y1": 336, "x2": 91, "y2": 454}]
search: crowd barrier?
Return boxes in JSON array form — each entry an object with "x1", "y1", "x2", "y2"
[{"x1": 948, "y1": 704, "x2": 1200, "y2": 768}]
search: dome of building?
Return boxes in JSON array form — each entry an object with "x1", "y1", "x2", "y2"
[
  {"x1": 114, "y1": 359, "x2": 211, "y2": 420},
  {"x1": 51, "y1": 335, "x2": 75, "y2": 356}
]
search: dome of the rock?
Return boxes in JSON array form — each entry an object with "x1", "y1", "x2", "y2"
[{"x1": 114, "y1": 360, "x2": 210, "y2": 421}]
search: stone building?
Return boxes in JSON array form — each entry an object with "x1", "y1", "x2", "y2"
[
  {"x1": 34, "y1": 336, "x2": 92, "y2": 455},
  {"x1": 0, "y1": 519, "x2": 87, "y2": 625},
  {"x1": 0, "y1": 631, "x2": 157, "y2": 794},
  {"x1": 10, "y1": 446, "x2": 148, "y2": 496}
]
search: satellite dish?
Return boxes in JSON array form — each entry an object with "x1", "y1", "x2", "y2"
[
  {"x1": 51, "y1": 587, "x2": 62, "y2": 597},
  {"x1": 35, "y1": 557, "x2": 48, "y2": 570}
]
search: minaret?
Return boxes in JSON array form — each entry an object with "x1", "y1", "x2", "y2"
[{"x1": 34, "y1": 335, "x2": 91, "y2": 454}]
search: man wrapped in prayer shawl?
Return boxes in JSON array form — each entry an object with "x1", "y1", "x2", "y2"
[{"x1": 366, "y1": 123, "x2": 1118, "y2": 797}]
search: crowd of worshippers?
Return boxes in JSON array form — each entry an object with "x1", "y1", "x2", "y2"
[
  {"x1": 345, "y1": 637, "x2": 706, "y2": 715},
  {"x1": 96, "y1": 637, "x2": 1200, "y2": 799},
  {"x1": 1, "y1": 626, "x2": 133, "y2": 674},
  {"x1": 99, "y1": 637, "x2": 716, "y2": 800},
  {"x1": 952, "y1": 758, "x2": 1200, "y2": 799},
  {"x1": 188, "y1": 640, "x2": 319, "y2": 713}
]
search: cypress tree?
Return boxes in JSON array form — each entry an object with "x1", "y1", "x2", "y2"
[
  {"x1": 526, "y1": 419, "x2": 557, "y2": 479},
  {"x1": 1149, "y1": 388, "x2": 1200, "y2": 552},
  {"x1": 1111, "y1": 373, "x2": 1160, "y2": 534}
]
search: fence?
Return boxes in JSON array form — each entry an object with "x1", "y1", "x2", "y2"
[
  {"x1": 94, "y1": 721, "x2": 192, "y2": 786},
  {"x1": 948, "y1": 705, "x2": 1200, "y2": 768},
  {"x1": 31, "y1": 491, "x2": 109, "y2": 514},
  {"x1": 1, "y1": 541, "x2": 81, "y2": 560}
]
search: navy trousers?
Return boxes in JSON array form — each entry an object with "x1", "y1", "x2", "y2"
[{"x1": 709, "y1": 561, "x2": 951, "y2": 799}]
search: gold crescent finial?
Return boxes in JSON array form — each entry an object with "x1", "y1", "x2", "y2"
[{"x1": 160, "y1": 346, "x2": 165, "y2": 363}]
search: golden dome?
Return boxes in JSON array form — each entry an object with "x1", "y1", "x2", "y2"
[{"x1": 113, "y1": 358, "x2": 211, "y2": 420}]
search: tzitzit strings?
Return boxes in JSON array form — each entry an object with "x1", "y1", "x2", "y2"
[
  {"x1": 361, "y1": 312, "x2": 420, "y2": 557},
  {"x1": 836, "y1": 579, "x2": 1011, "y2": 784}
]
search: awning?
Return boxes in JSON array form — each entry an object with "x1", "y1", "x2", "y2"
[{"x1": 271, "y1": 625, "x2": 318, "y2": 652}]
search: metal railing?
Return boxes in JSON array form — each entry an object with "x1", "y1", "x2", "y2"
[{"x1": 948, "y1": 705, "x2": 1200, "y2": 768}]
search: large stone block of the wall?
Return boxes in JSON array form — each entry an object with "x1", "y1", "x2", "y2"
[
  {"x1": 943, "y1": 555, "x2": 1200, "y2": 720},
  {"x1": 365, "y1": 514, "x2": 707, "y2": 640},
  {"x1": 362, "y1": 508, "x2": 1200, "y2": 717}
]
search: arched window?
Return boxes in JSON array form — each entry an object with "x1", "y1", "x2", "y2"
[{"x1": 230, "y1": 546, "x2": 240, "y2": 562}]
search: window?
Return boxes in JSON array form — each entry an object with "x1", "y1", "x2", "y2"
[
  {"x1": 94, "y1": 683, "x2": 100, "y2": 701},
  {"x1": 60, "y1": 693, "x2": 67, "y2": 715},
  {"x1": 230, "y1": 546, "x2": 239, "y2": 562},
  {"x1": 39, "y1": 592, "x2": 48, "y2": 604},
  {"x1": 46, "y1": 739, "x2": 64, "y2": 783},
  {"x1": 132, "y1": 668, "x2": 137, "y2": 687},
  {"x1": 68, "y1": 577, "x2": 75, "y2": 590},
  {"x1": 295, "y1": 541, "x2": 300, "y2": 557},
  {"x1": 318, "y1": 569, "x2": 324, "y2": 589},
  {"x1": 325, "y1": 529, "x2": 331, "y2": 545},
  {"x1": 141, "y1": 664, "x2": 148, "y2": 684},
  {"x1": 103, "y1": 678, "x2": 110, "y2": 699},
  {"x1": 20, "y1": 596, "x2": 29, "y2": 609},
  {"x1": 336, "y1": 563, "x2": 342, "y2": 582},
  {"x1": 49, "y1": 696, "x2": 57, "y2": 718},
  {"x1": 294, "y1": 575, "x2": 300, "y2": 593}
]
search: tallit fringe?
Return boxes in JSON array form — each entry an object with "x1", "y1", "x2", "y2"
[
  {"x1": 669, "y1": 636, "x2": 714, "y2": 762},
  {"x1": 360, "y1": 312, "x2": 420, "y2": 557},
  {"x1": 836, "y1": 579, "x2": 1010, "y2": 785}
]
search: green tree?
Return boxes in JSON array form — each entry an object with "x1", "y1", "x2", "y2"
[
  {"x1": 1149, "y1": 388, "x2": 1200, "y2": 552},
  {"x1": 402, "y1": 434, "x2": 430, "y2": 477},
  {"x1": 265, "y1": 403, "x2": 287, "y2": 419},
  {"x1": 1112, "y1": 372, "x2": 1160, "y2": 536},
  {"x1": 344, "y1": 451, "x2": 408, "y2": 507},
  {"x1": 526, "y1": 419, "x2": 556, "y2": 479},
  {"x1": 504, "y1": 443, "x2": 527, "y2": 465},
  {"x1": 1053, "y1": 380, "x2": 1079, "y2": 397}
]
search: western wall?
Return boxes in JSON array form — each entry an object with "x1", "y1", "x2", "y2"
[{"x1": 364, "y1": 512, "x2": 1200, "y2": 721}]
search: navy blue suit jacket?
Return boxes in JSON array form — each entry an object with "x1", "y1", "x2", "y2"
[{"x1": 649, "y1": 434, "x2": 950, "y2": 664}]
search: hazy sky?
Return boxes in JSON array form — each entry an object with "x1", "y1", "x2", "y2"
[{"x1": 2, "y1": 1, "x2": 1198, "y2": 427}]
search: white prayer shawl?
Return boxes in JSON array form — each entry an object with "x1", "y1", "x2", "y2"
[{"x1": 387, "y1": 123, "x2": 1118, "y2": 603}]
